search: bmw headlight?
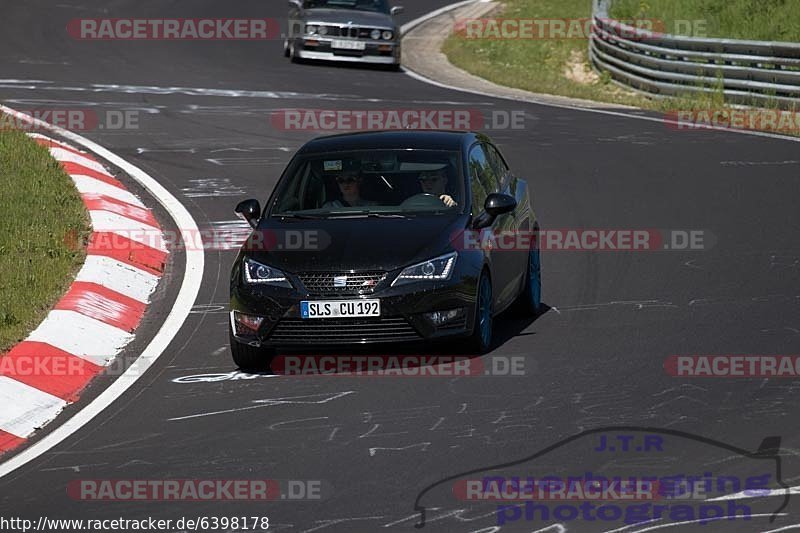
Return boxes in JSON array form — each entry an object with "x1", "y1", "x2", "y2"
[
  {"x1": 305, "y1": 24, "x2": 318, "y2": 34},
  {"x1": 392, "y1": 252, "x2": 457, "y2": 286},
  {"x1": 370, "y1": 29, "x2": 381, "y2": 40},
  {"x1": 381, "y1": 30, "x2": 394, "y2": 40},
  {"x1": 243, "y1": 258, "x2": 292, "y2": 288}
]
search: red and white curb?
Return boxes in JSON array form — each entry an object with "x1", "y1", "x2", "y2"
[{"x1": 0, "y1": 132, "x2": 168, "y2": 455}]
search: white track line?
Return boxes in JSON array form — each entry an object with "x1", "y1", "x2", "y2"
[{"x1": 0, "y1": 105, "x2": 204, "y2": 479}]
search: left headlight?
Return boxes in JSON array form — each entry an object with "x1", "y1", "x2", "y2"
[
  {"x1": 382, "y1": 30, "x2": 394, "y2": 40},
  {"x1": 392, "y1": 252, "x2": 457, "y2": 287},
  {"x1": 243, "y1": 258, "x2": 292, "y2": 288},
  {"x1": 305, "y1": 24, "x2": 318, "y2": 34}
]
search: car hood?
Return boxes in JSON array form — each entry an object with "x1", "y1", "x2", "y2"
[
  {"x1": 302, "y1": 8, "x2": 395, "y2": 28},
  {"x1": 245, "y1": 214, "x2": 468, "y2": 273}
]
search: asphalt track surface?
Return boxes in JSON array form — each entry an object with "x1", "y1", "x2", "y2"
[{"x1": 2, "y1": 1, "x2": 800, "y2": 532}]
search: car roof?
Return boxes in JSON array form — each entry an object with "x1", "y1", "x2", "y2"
[{"x1": 297, "y1": 130, "x2": 479, "y2": 154}]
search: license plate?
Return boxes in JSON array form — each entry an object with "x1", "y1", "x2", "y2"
[
  {"x1": 301, "y1": 300, "x2": 380, "y2": 319},
  {"x1": 331, "y1": 39, "x2": 366, "y2": 50}
]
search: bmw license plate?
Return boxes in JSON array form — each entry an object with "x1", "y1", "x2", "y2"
[
  {"x1": 331, "y1": 39, "x2": 366, "y2": 50},
  {"x1": 301, "y1": 300, "x2": 380, "y2": 319}
]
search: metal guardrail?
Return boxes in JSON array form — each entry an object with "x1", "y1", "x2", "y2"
[{"x1": 589, "y1": 0, "x2": 800, "y2": 108}]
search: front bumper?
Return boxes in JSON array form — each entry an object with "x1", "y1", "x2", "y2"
[
  {"x1": 294, "y1": 38, "x2": 401, "y2": 65},
  {"x1": 230, "y1": 268, "x2": 478, "y2": 347}
]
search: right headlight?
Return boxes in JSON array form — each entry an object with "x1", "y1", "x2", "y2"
[
  {"x1": 305, "y1": 24, "x2": 318, "y2": 34},
  {"x1": 370, "y1": 29, "x2": 382, "y2": 40},
  {"x1": 392, "y1": 252, "x2": 457, "y2": 287},
  {"x1": 243, "y1": 257, "x2": 292, "y2": 288},
  {"x1": 382, "y1": 30, "x2": 394, "y2": 40}
]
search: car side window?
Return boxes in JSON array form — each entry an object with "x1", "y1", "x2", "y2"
[
  {"x1": 468, "y1": 144, "x2": 499, "y2": 196},
  {"x1": 484, "y1": 143, "x2": 510, "y2": 187},
  {"x1": 468, "y1": 145, "x2": 492, "y2": 215}
]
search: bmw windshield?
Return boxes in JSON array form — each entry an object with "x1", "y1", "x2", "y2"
[
  {"x1": 303, "y1": 0, "x2": 391, "y2": 14},
  {"x1": 269, "y1": 149, "x2": 466, "y2": 217}
]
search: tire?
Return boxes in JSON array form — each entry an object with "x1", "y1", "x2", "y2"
[
  {"x1": 465, "y1": 272, "x2": 493, "y2": 354},
  {"x1": 513, "y1": 245, "x2": 542, "y2": 316},
  {"x1": 229, "y1": 331, "x2": 274, "y2": 372},
  {"x1": 289, "y1": 42, "x2": 301, "y2": 64},
  {"x1": 284, "y1": 40, "x2": 290, "y2": 58}
]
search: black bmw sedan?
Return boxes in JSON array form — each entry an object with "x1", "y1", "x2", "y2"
[{"x1": 229, "y1": 131, "x2": 541, "y2": 369}]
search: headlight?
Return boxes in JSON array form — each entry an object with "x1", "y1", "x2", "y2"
[
  {"x1": 319, "y1": 26, "x2": 328, "y2": 35},
  {"x1": 243, "y1": 258, "x2": 292, "y2": 287},
  {"x1": 382, "y1": 30, "x2": 394, "y2": 40},
  {"x1": 370, "y1": 29, "x2": 381, "y2": 40},
  {"x1": 305, "y1": 24, "x2": 318, "y2": 34},
  {"x1": 392, "y1": 252, "x2": 457, "y2": 287}
]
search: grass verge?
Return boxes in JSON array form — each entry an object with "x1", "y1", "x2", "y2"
[
  {"x1": 0, "y1": 122, "x2": 90, "y2": 353},
  {"x1": 609, "y1": 0, "x2": 800, "y2": 41},
  {"x1": 443, "y1": 0, "x2": 657, "y2": 107},
  {"x1": 442, "y1": 0, "x2": 798, "y2": 133}
]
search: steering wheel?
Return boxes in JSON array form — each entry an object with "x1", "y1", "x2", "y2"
[{"x1": 400, "y1": 193, "x2": 444, "y2": 209}]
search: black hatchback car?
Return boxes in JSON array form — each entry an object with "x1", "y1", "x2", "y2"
[{"x1": 229, "y1": 131, "x2": 541, "y2": 369}]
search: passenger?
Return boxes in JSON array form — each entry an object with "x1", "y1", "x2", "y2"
[{"x1": 324, "y1": 169, "x2": 377, "y2": 208}]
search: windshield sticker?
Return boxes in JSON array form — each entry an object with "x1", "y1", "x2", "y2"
[{"x1": 324, "y1": 160, "x2": 343, "y2": 171}]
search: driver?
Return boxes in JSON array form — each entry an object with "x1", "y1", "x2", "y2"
[{"x1": 418, "y1": 168, "x2": 457, "y2": 207}]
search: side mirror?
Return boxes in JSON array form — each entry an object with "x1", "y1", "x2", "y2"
[
  {"x1": 390, "y1": 5, "x2": 404, "y2": 15},
  {"x1": 288, "y1": 0, "x2": 303, "y2": 10},
  {"x1": 472, "y1": 194, "x2": 516, "y2": 229},
  {"x1": 484, "y1": 193, "x2": 516, "y2": 218},
  {"x1": 235, "y1": 199, "x2": 262, "y2": 229}
]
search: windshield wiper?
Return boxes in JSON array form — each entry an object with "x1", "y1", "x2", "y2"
[
  {"x1": 367, "y1": 213, "x2": 408, "y2": 218},
  {"x1": 275, "y1": 213, "x2": 327, "y2": 219},
  {"x1": 326, "y1": 212, "x2": 410, "y2": 219}
]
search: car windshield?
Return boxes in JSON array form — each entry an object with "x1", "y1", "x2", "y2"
[
  {"x1": 303, "y1": 0, "x2": 391, "y2": 14},
  {"x1": 270, "y1": 149, "x2": 465, "y2": 217}
]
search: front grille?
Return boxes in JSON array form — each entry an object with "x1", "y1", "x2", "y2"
[
  {"x1": 297, "y1": 271, "x2": 386, "y2": 297},
  {"x1": 319, "y1": 25, "x2": 381, "y2": 39},
  {"x1": 269, "y1": 317, "x2": 421, "y2": 344}
]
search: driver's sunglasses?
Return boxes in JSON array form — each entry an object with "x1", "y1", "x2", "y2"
[
  {"x1": 336, "y1": 176, "x2": 359, "y2": 184},
  {"x1": 418, "y1": 174, "x2": 443, "y2": 183}
]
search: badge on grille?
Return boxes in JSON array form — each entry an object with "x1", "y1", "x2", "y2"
[{"x1": 333, "y1": 276, "x2": 348, "y2": 288}]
